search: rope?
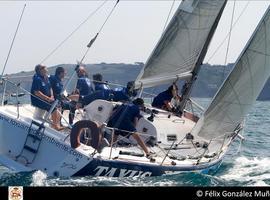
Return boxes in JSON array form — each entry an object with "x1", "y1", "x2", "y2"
[
  {"x1": 224, "y1": 0, "x2": 236, "y2": 65},
  {"x1": 44, "y1": 1, "x2": 120, "y2": 124},
  {"x1": 39, "y1": 1, "x2": 108, "y2": 64},
  {"x1": 1, "y1": 4, "x2": 26, "y2": 78},
  {"x1": 161, "y1": 140, "x2": 175, "y2": 165},
  {"x1": 80, "y1": 0, "x2": 120, "y2": 64},
  {"x1": 222, "y1": 0, "x2": 236, "y2": 82},
  {"x1": 107, "y1": 128, "x2": 133, "y2": 146},
  {"x1": 176, "y1": 135, "x2": 187, "y2": 146},
  {"x1": 162, "y1": 0, "x2": 176, "y2": 33},
  {"x1": 98, "y1": 0, "x2": 119, "y2": 34}
]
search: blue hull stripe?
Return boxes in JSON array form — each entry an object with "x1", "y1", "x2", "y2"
[{"x1": 73, "y1": 158, "x2": 223, "y2": 177}]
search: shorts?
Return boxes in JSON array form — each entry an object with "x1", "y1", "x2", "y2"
[
  {"x1": 33, "y1": 101, "x2": 57, "y2": 112},
  {"x1": 61, "y1": 100, "x2": 76, "y2": 110}
]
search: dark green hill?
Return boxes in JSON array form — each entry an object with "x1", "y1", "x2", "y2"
[{"x1": 4, "y1": 62, "x2": 270, "y2": 101}]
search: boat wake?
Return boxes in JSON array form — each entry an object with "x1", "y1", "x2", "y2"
[
  {"x1": 2, "y1": 156, "x2": 270, "y2": 186},
  {"x1": 31, "y1": 170, "x2": 48, "y2": 186},
  {"x1": 220, "y1": 156, "x2": 270, "y2": 186},
  {"x1": 28, "y1": 172, "x2": 225, "y2": 186}
]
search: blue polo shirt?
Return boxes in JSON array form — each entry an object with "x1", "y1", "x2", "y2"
[
  {"x1": 94, "y1": 82, "x2": 113, "y2": 98},
  {"x1": 80, "y1": 90, "x2": 107, "y2": 106},
  {"x1": 107, "y1": 103, "x2": 142, "y2": 135},
  {"x1": 94, "y1": 81, "x2": 110, "y2": 91},
  {"x1": 76, "y1": 76, "x2": 93, "y2": 96},
  {"x1": 49, "y1": 75, "x2": 63, "y2": 100},
  {"x1": 112, "y1": 87, "x2": 130, "y2": 102},
  {"x1": 152, "y1": 90, "x2": 173, "y2": 109},
  {"x1": 31, "y1": 74, "x2": 52, "y2": 110},
  {"x1": 80, "y1": 83, "x2": 114, "y2": 106}
]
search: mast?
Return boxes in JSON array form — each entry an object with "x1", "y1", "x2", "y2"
[
  {"x1": 179, "y1": 0, "x2": 228, "y2": 113},
  {"x1": 134, "y1": 0, "x2": 229, "y2": 95}
]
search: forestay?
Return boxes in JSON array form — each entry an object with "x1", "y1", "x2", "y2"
[
  {"x1": 135, "y1": 0, "x2": 227, "y2": 89},
  {"x1": 192, "y1": 6, "x2": 270, "y2": 141}
]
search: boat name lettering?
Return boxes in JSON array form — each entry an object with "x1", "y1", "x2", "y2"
[
  {"x1": 60, "y1": 162, "x2": 77, "y2": 169},
  {"x1": 94, "y1": 166, "x2": 152, "y2": 177},
  {"x1": 0, "y1": 114, "x2": 83, "y2": 160}
]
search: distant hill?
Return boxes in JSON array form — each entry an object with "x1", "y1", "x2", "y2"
[
  {"x1": 192, "y1": 63, "x2": 270, "y2": 101},
  {"x1": 4, "y1": 62, "x2": 270, "y2": 101}
]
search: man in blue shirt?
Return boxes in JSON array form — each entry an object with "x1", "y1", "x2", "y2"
[
  {"x1": 92, "y1": 73, "x2": 113, "y2": 101},
  {"x1": 67, "y1": 65, "x2": 94, "y2": 124},
  {"x1": 75, "y1": 66, "x2": 94, "y2": 97},
  {"x1": 31, "y1": 64, "x2": 63, "y2": 131},
  {"x1": 68, "y1": 79, "x2": 138, "y2": 110},
  {"x1": 107, "y1": 98, "x2": 150, "y2": 156},
  {"x1": 69, "y1": 73, "x2": 113, "y2": 107},
  {"x1": 49, "y1": 67, "x2": 65, "y2": 100},
  {"x1": 92, "y1": 73, "x2": 111, "y2": 91},
  {"x1": 112, "y1": 81, "x2": 137, "y2": 102},
  {"x1": 49, "y1": 67, "x2": 76, "y2": 125},
  {"x1": 152, "y1": 84, "x2": 180, "y2": 112}
]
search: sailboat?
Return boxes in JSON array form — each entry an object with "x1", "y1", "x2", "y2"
[{"x1": 0, "y1": 0, "x2": 269, "y2": 178}]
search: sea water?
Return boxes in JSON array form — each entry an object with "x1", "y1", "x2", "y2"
[{"x1": 0, "y1": 99, "x2": 270, "y2": 186}]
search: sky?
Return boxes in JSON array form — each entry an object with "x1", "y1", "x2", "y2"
[{"x1": 0, "y1": 1, "x2": 269, "y2": 74}]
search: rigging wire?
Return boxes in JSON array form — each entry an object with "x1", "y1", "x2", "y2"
[
  {"x1": 147, "y1": 0, "x2": 176, "y2": 99},
  {"x1": 224, "y1": 1, "x2": 236, "y2": 66},
  {"x1": 1, "y1": 4, "x2": 26, "y2": 78},
  {"x1": 98, "y1": 0, "x2": 119, "y2": 34},
  {"x1": 162, "y1": 0, "x2": 176, "y2": 33},
  {"x1": 43, "y1": 0, "x2": 120, "y2": 124},
  {"x1": 206, "y1": 1, "x2": 250, "y2": 63},
  {"x1": 40, "y1": 1, "x2": 108, "y2": 64},
  {"x1": 80, "y1": 0, "x2": 120, "y2": 64},
  {"x1": 222, "y1": 0, "x2": 236, "y2": 81}
]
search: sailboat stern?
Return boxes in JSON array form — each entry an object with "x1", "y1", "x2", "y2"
[{"x1": 0, "y1": 106, "x2": 92, "y2": 177}]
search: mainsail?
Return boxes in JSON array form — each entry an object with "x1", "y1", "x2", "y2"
[
  {"x1": 192, "y1": 6, "x2": 270, "y2": 141},
  {"x1": 135, "y1": 0, "x2": 227, "y2": 89}
]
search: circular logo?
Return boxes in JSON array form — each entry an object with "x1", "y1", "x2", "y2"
[
  {"x1": 97, "y1": 106, "x2": 103, "y2": 112},
  {"x1": 9, "y1": 187, "x2": 23, "y2": 200},
  {"x1": 196, "y1": 190, "x2": 203, "y2": 197}
]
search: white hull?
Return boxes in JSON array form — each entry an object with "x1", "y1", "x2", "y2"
[
  {"x1": 0, "y1": 101, "x2": 232, "y2": 177},
  {"x1": 0, "y1": 105, "x2": 90, "y2": 177}
]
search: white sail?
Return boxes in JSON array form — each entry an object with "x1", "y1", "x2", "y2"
[
  {"x1": 135, "y1": 0, "x2": 227, "y2": 89},
  {"x1": 192, "y1": 6, "x2": 270, "y2": 141}
]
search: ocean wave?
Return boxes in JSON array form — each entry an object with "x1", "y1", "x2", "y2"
[
  {"x1": 220, "y1": 156, "x2": 270, "y2": 186},
  {"x1": 31, "y1": 170, "x2": 48, "y2": 186},
  {"x1": 29, "y1": 172, "x2": 225, "y2": 187}
]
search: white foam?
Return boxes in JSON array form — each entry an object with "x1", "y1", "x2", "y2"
[
  {"x1": 220, "y1": 156, "x2": 270, "y2": 186},
  {"x1": 31, "y1": 170, "x2": 48, "y2": 186},
  {"x1": 252, "y1": 180, "x2": 269, "y2": 186}
]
